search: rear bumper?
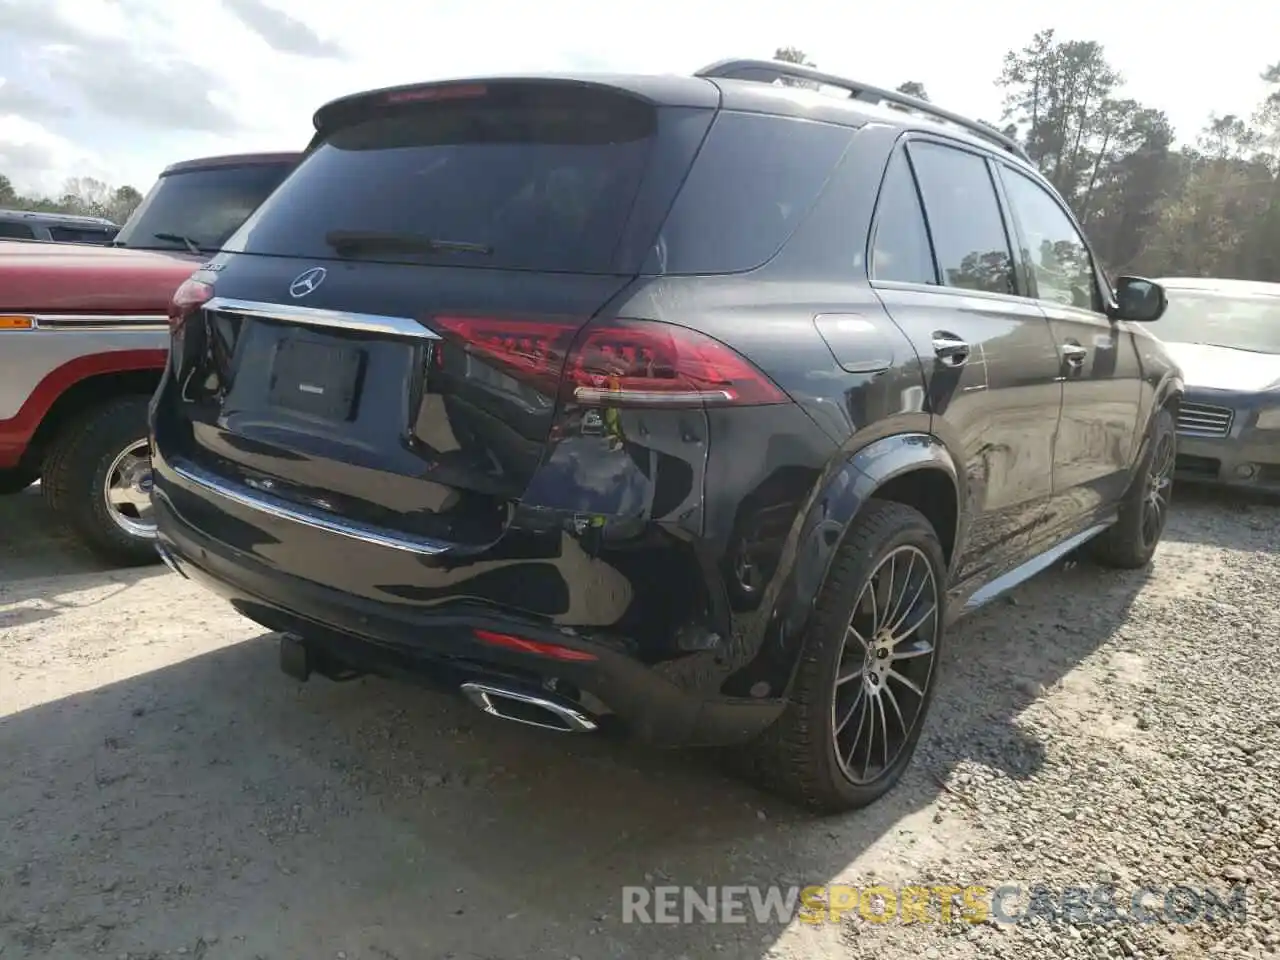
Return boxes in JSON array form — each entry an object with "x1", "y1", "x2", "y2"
[{"x1": 151, "y1": 464, "x2": 783, "y2": 748}]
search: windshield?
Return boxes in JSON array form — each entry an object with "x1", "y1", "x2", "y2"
[
  {"x1": 1156, "y1": 288, "x2": 1280, "y2": 354},
  {"x1": 114, "y1": 163, "x2": 293, "y2": 252},
  {"x1": 223, "y1": 86, "x2": 658, "y2": 273}
]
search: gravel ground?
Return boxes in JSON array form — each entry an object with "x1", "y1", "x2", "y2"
[{"x1": 0, "y1": 483, "x2": 1276, "y2": 960}]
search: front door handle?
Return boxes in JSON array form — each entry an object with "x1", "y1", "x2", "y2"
[
  {"x1": 1061, "y1": 342, "x2": 1088, "y2": 366},
  {"x1": 931, "y1": 332, "x2": 970, "y2": 367}
]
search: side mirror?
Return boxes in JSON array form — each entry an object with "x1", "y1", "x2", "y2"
[{"x1": 1109, "y1": 276, "x2": 1167, "y2": 323}]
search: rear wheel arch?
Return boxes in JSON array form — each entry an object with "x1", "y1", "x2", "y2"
[
  {"x1": 27, "y1": 369, "x2": 162, "y2": 472},
  {"x1": 867, "y1": 464, "x2": 959, "y2": 569},
  {"x1": 761, "y1": 432, "x2": 962, "y2": 684},
  {"x1": 844, "y1": 432, "x2": 962, "y2": 566},
  {"x1": 41, "y1": 393, "x2": 160, "y2": 566}
]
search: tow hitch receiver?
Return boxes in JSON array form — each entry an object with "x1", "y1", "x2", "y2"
[
  {"x1": 279, "y1": 633, "x2": 311, "y2": 681},
  {"x1": 278, "y1": 633, "x2": 364, "y2": 683}
]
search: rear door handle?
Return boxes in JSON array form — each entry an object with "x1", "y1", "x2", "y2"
[
  {"x1": 931, "y1": 332, "x2": 970, "y2": 367},
  {"x1": 1061, "y1": 342, "x2": 1088, "y2": 366}
]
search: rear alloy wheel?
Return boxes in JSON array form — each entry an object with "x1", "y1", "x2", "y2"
[
  {"x1": 1089, "y1": 406, "x2": 1175, "y2": 569},
  {"x1": 832, "y1": 544, "x2": 939, "y2": 786},
  {"x1": 42, "y1": 395, "x2": 162, "y2": 567},
  {"x1": 742, "y1": 499, "x2": 947, "y2": 812}
]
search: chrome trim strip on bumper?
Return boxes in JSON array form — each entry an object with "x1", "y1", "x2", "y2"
[
  {"x1": 168, "y1": 458, "x2": 451, "y2": 556},
  {"x1": 16, "y1": 314, "x2": 168, "y2": 330},
  {"x1": 204, "y1": 297, "x2": 439, "y2": 340}
]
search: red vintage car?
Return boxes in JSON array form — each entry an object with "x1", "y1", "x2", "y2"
[{"x1": 0, "y1": 151, "x2": 298, "y2": 565}]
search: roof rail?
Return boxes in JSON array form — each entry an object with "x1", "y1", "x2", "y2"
[
  {"x1": 694, "y1": 58, "x2": 1029, "y2": 161},
  {"x1": 0, "y1": 208, "x2": 117, "y2": 226}
]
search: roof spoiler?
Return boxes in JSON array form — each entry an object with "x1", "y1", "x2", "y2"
[
  {"x1": 694, "y1": 58, "x2": 1030, "y2": 161},
  {"x1": 160, "y1": 152, "x2": 302, "y2": 177}
]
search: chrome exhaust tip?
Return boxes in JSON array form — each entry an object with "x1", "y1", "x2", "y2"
[{"x1": 459, "y1": 681, "x2": 598, "y2": 733}]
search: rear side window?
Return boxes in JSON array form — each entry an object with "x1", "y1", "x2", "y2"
[
  {"x1": 649, "y1": 112, "x2": 854, "y2": 275},
  {"x1": 0, "y1": 221, "x2": 36, "y2": 239},
  {"x1": 114, "y1": 164, "x2": 293, "y2": 252},
  {"x1": 226, "y1": 85, "x2": 660, "y2": 274},
  {"x1": 870, "y1": 149, "x2": 937, "y2": 284},
  {"x1": 49, "y1": 226, "x2": 117, "y2": 244},
  {"x1": 907, "y1": 142, "x2": 1016, "y2": 296}
]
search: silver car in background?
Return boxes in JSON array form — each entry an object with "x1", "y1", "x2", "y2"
[{"x1": 1155, "y1": 278, "x2": 1280, "y2": 494}]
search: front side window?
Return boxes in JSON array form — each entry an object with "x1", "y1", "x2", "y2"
[
  {"x1": 1000, "y1": 167, "x2": 1099, "y2": 311},
  {"x1": 907, "y1": 142, "x2": 1016, "y2": 296}
]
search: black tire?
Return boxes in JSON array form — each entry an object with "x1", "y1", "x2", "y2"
[
  {"x1": 41, "y1": 395, "x2": 161, "y2": 567},
  {"x1": 740, "y1": 499, "x2": 947, "y2": 813},
  {"x1": 0, "y1": 469, "x2": 37, "y2": 495},
  {"x1": 1088, "y1": 406, "x2": 1175, "y2": 570}
]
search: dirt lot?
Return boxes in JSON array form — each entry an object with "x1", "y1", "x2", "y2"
[{"x1": 1, "y1": 485, "x2": 1277, "y2": 960}]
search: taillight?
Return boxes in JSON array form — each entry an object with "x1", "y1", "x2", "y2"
[
  {"x1": 432, "y1": 316, "x2": 574, "y2": 394},
  {"x1": 569, "y1": 321, "x2": 788, "y2": 407},
  {"x1": 431, "y1": 316, "x2": 788, "y2": 408},
  {"x1": 168, "y1": 277, "x2": 214, "y2": 331}
]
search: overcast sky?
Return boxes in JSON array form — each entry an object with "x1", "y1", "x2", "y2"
[{"x1": 1, "y1": 0, "x2": 1277, "y2": 196}]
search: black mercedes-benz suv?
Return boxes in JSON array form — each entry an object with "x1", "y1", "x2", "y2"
[{"x1": 150, "y1": 59, "x2": 1182, "y2": 812}]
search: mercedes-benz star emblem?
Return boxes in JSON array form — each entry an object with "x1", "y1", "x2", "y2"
[{"x1": 288, "y1": 266, "x2": 327, "y2": 299}]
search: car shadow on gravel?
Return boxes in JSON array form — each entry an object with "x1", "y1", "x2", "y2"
[
  {"x1": 0, "y1": 484, "x2": 148, "y2": 583},
  {"x1": 0, "y1": 573, "x2": 162, "y2": 631},
  {"x1": 1162, "y1": 482, "x2": 1280, "y2": 550},
  {"x1": 0, "y1": 487, "x2": 169, "y2": 630},
  {"x1": 0, "y1": 541, "x2": 1158, "y2": 959}
]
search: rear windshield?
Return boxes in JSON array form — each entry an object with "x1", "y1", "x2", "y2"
[
  {"x1": 224, "y1": 85, "x2": 658, "y2": 273},
  {"x1": 114, "y1": 163, "x2": 293, "y2": 252}
]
